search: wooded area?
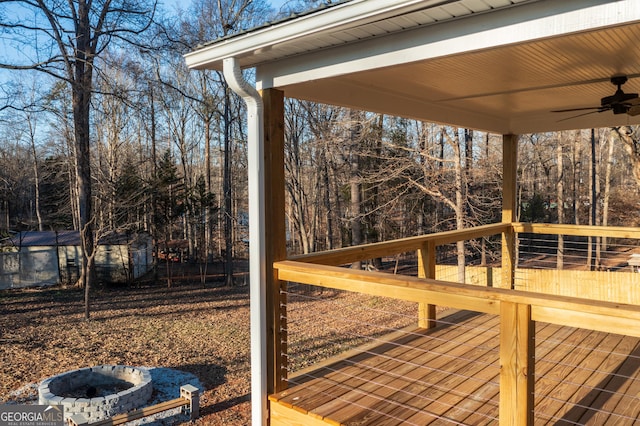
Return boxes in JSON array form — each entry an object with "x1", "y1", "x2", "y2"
[{"x1": 1, "y1": 0, "x2": 640, "y2": 307}]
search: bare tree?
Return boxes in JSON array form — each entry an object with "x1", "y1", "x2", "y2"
[
  {"x1": 348, "y1": 110, "x2": 363, "y2": 269},
  {"x1": 587, "y1": 129, "x2": 599, "y2": 270},
  {"x1": 397, "y1": 126, "x2": 470, "y2": 281},
  {"x1": 8, "y1": 82, "x2": 47, "y2": 231},
  {"x1": 601, "y1": 128, "x2": 616, "y2": 250},
  {"x1": 571, "y1": 130, "x2": 584, "y2": 225},
  {"x1": 0, "y1": 0, "x2": 158, "y2": 318},
  {"x1": 612, "y1": 126, "x2": 640, "y2": 186},
  {"x1": 301, "y1": 101, "x2": 347, "y2": 251},
  {"x1": 0, "y1": 122, "x2": 32, "y2": 231},
  {"x1": 284, "y1": 98, "x2": 316, "y2": 254},
  {"x1": 556, "y1": 133, "x2": 565, "y2": 269},
  {"x1": 183, "y1": 0, "x2": 273, "y2": 285}
]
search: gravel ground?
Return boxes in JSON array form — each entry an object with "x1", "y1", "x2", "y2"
[{"x1": 0, "y1": 268, "x2": 419, "y2": 425}]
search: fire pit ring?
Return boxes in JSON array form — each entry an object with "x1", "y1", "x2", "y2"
[{"x1": 38, "y1": 365, "x2": 152, "y2": 422}]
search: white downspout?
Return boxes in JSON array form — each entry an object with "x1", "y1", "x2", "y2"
[{"x1": 222, "y1": 57, "x2": 267, "y2": 426}]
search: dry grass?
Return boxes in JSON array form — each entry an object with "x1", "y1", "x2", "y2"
[
  {"x1": 0, "y1": 266, "x2": 419, "y2": 425},
  {"x1": 0, "y1": 282, "x2": 253, "y2": 425}
]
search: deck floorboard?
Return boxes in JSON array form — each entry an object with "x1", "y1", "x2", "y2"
[{"x1": 270, "y1": 310, "x2": 640, "y2": 425}]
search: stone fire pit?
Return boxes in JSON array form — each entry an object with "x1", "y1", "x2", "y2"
[{"x1": 38, "y1": 365, "x2": 152, "y2": 422}]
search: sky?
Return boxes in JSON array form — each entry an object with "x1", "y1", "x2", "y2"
[
  {"x1": 270, "y1": 0, "x2": 288, "y2": 8},
  {"x1": 166, "y1": 0, "x2": 291, "y2": 13},
  {"x1": 0, "y1": 0, "x2": 296, "y2": 89}
]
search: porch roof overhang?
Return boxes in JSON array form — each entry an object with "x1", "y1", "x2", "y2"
[{"x1": 185, "y1": 0, "x2": 640, "y2": 135}]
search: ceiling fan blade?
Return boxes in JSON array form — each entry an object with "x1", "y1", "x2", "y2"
[
  {"x1": 628, "y1": 105, "x2": 640, "y2": 116},
  {"x1": 556, "y1": 110, "x2": 603, "y2": 122},
  {"x1": 551, "y1": 106, "x2": 605, "y2": 113}
]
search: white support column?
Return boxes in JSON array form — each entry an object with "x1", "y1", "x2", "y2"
[{"x1": 223, "y1": 57, "x2": 267, "y2": 426}]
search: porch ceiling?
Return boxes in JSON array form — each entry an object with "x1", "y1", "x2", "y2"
[{"x1": 185, "y1": 0, "x2": 640, "y2": 134}]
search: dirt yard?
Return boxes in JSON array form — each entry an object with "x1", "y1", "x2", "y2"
[
  {"x1": 0, "y1": 277, "x2": 254, "y2": 425},
  {"x1": 0, "y1": 260, "x2": 420, "y2": 425}
]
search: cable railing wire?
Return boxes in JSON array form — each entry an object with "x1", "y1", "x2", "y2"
[
  {"x1": 535, "y1": 392, "x2": 640, "y2": 424},
  {"x1": 282, "y1": 285, "x2": 501, "y2": 423},
  {"x1": 283, "y1": 289, "x2": 499, "y2": 359},
  {"x1": 283, "y1": 317, "x2": 501, "y2": 375},
  {"x1": 286, "y1": 370, "x2": 481, "y2": 425},
  {"x1": 286, "y1": 358, "x2": 499, "y2": 423},
  {"x1": 516, "y1": 235, "x2": 639, "y2": 271},
  {"x1": 285, "y1": 347, "x2": 501, "y2": 404},
  {"x1": 284, "y1": 286, "x2": 498, "y2": 335},
  {"x1": 540, "y1": 339, "x2": 640, "y2": 363}
]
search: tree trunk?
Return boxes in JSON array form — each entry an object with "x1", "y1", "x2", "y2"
[
  {"x1": 28, "y1": 117, "x2": 43, "y2": 231},
  {"x1": 223, "y1": 85, "x2": 234, "y2": 286},
  {"x1": 454, "y1": 132, "x2": 465, "y2": 283},
  {"x1": 203, "y1": 79, "x2": 213, "y2": 262},
  {"x1": 437, "y1": 129, "x2": 445, "y2": 225},
  {"x1": 465, "y1": 128, "x2": 473, "y2": 177},
  {"x1": 572, "y1": 131, "x2": 582, "y2": 225},
  {"x1": 587, "y1": 129, "x2": 597, "y2": 270},
  {"x1": 73, "y1": 3, "x2": 95, "y2": 319},
  {"x1": 204, "y1": 118, "x2": 212, "y2": 258},
  {"x1": 74, "y1": 89, "x2": 95, "y2": 319},
  {"x1": 322, "y1": 150, "x2": 334, "y2": 250},
  {"x1": 613, "y1": 126, "x2": 640, "y2": 186},
  {"x1": 349, "y1": 110, "x2": 362, "y2": 269},
  {"x1": 149, "y1": 81, "x2": 158, "y2": 282},
  {"x1": 3, "y1": 200, "x2": 9, "y2": 230},
  {"x1": 602, "y1": 129, "x2": 615, "y2": 250},
  {"x1": 556, "y1": 136, "x2": 564, "y2": 270}
]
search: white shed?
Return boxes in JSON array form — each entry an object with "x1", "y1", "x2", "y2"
[{"x1": 0, "y1": 231, "x2": 153, "y2": 289}]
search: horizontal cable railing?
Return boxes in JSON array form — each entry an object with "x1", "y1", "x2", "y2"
[
  {"x1": 284, "y1": 283, "x2": 418, "y2": 372},
  {"x1": 533, "y1": 323, "x2": 640, "y2": 424},
  {"x1": 516, "y1": 235, "x2": 638, "y2": 271},
  {"x1": 280, "y1": 281, "x2": 501, "y2": 425},
  {"x1": 513, "y1": 223, "x2": 640, "y2": 304}
]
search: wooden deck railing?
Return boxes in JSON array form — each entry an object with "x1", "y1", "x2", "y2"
[
  {"x1": 272, "y1": 222, "x2": 640, "y2": 425},
  {"x1": 289, "y1": 222, "x2": 510, "y2": 266},
  {"x1": 513, "y1": 222, "x2": 640, "y2": 239}
]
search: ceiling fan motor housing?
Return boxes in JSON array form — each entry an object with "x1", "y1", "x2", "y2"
[
  {"x1": 612, "y1": 103, "x2": 629, "y2": 114},
  {"x1": 611, "y1": 75, "x2": 628, "y2": 87},
  {"x1": 600, "y1": 76, "x2": 638, "y2": 111}
]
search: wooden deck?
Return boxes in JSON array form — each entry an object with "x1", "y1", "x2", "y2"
[{"x1": 269, "y1": 310, "x2": 640, "y2": 425}]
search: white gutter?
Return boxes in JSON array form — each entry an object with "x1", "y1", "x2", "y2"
[
  {"x1": 184, "y1": 0, "x2": 452, "y2": 70},
  {"x1": 222, "y1": 57, "x2": 267, "y2": 426}
]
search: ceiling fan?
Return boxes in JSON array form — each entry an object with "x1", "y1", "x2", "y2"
[{"x1": 552, "y1": 75, "x2": 640, "y2": 118}]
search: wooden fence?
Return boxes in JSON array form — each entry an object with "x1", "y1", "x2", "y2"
[{"x1": 434, "y1": 265, "x2": 640, "y2": 305}]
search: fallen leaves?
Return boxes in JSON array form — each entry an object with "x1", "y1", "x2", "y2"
[
  {"x1": 1, "y1": 271, "x2": 418, "y2": 426},
  {"x1": 0, "y1": 283, "x2": 252, "y2": 425}
]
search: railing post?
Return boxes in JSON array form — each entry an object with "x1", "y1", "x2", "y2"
[
  {"x1": 501, "y1": 134, "x2": 518, "y2": 289},
  {"x1": 499, "y1": 301, "x2": 534, "y2": 426},
  {"x1": 262, "y1": 88, "x2": 288, "y2": 396},
  {"x1": 417, "y1": 241, "x2": 436, "y2": 329}
]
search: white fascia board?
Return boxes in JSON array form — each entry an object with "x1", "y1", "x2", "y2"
[
  {"x1": 184, "y1": 0, "x2": 446, "y2": 70},
  {"x1": 256, "y1": 0, "x2": 640, "y2": 90}
]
